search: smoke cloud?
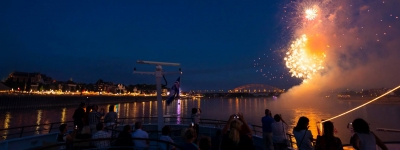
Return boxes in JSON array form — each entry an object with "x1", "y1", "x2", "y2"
[{"x1": 282, "y1": 0, "x2": 400, "y2": 98}]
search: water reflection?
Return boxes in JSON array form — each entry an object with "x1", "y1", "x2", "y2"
[
  {"x1": 36, "y1": 110, "x2": 42, "y2": 135},
  {"x1": 61, "y1": 108, "x2": 66, "y2": 123},
  {"x1": 149, "y1": 101, "x2": 152, "y2": 123},
  {"x1": 116, "y1": 103, "x2": 120, "y2": 119},
  {"x1": 177, "y1": 99, "x2": 181, "y2": 124},
  {"x1": 2, "y1": 112, "x2": 10, "y2": 140}
]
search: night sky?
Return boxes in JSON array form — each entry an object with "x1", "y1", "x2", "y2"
[{"x1": 0, "y1": 1, "x2": 301, "y2": 91}]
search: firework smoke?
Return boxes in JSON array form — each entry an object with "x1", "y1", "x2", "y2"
[{"x1": 282, "y1": 0, "x2": 400, "y2": 97}]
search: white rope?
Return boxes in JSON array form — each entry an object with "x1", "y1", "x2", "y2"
[{"x1": 322, "y1": 85, "x2": 400, "y2": 123}]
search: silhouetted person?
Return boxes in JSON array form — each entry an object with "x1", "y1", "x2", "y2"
[
  {"x1": 92, "y1": 123, "x2": 111, "y2": 148},
  {"x1": 115, "y1": 125, "x2": 134, "y2": 149},
  {"x1": 182, "y1": 128, "x2": 200, "y2": 150},
  {"x1": 351, "y1": 118, "x2": 387, "y2": 150},
  {"x1": 315, "y1": 121, "x2": 343, "y2": 150},
  {"x1": 192, "y1": 108, "x2": 201, "y2": 136},
  {"x1": 261, "y1": 109, "x2": 274, "y2": 150},
  {"x1": 221, "y1": 113, "x2": 255, "y2": 150},
  {"x1": 104, "y1": 104, "x2": 117, "y2": 127},
  {"x1": 72, "y1": 102, "x2": 86, "y2": 130},
  {"x1": 57, "y1": 124, "x2": 77, "y2": 150},
  {"x1": 132, "y1": 122, "x2": 149, "y2": 149},
  {"x1": 199, "y1": 136, "x2": 211, "y2": 150},
  {"x1": 211, "y1": 129, "x2": 221, "y2": 150},
  {"x1": 89, "y1": 105, "x2": 104, "y2": 134},
  {"x1": 293, "y1": 116, "x2": 313, "y2": 150},
  {"x1": 271, "y1": 114, "x2": 288, "y2": 150},
  {"x1": 159, "y1": 125, "x2": 176, "y2": 150}
]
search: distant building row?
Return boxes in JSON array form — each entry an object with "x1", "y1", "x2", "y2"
[{"x1": 3, "y1": 71, "x2": 168, "y2": 94}]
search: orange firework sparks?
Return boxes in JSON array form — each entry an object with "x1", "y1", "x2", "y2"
[{"x1": 284, "y1": 34, "x2": 326, "y2": 82}]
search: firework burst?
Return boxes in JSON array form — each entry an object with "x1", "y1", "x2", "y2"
[
  {"x1": 305, "y1": 8, "x2": 318, "y2": 20},
  {"x1": 284, "y1": 34, "x2": 325, "y2": 82}
]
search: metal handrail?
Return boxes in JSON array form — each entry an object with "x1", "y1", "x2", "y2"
[
  {"x1": 0, "y1": 117, "x2": 279, "y2": 141},
  {"x1": 0, "y1": 121, "x2": 74, "y2": 139},
  {"x1": 35, "y1": 137, "x2": 184, "y2": 150}
]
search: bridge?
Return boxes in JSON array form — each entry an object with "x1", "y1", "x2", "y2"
[
  {"x1": 228, "y1": 84, "x2": 284, "y2": 93},
  {"x1": 197, "y1": 84, "x2": 284, "y2": 97}
]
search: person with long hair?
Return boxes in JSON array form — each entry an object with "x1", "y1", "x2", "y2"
[
  {"x1": 182, "y1": 128, "x2": 200, "y2": 150},
  {"x1": 293, "y1": 116, "x2": 313, "y2": 150},
  {"x1": 315, "y1": 121, "x2": 343, "y2": 150},
  {"x1": 351, "y1": 118, "x2": 387, "y2": 150},
  {"x1": 220, "y1": 113, "x2": 255, "y2": 150}
]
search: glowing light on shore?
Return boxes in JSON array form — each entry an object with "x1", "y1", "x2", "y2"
[
  {"x1": 305, "y1": 8, "x2": 318, "y2": 20},
  {"x1": 322, "y1": 85, "x2": 400, "y2": 122},
  {"x1": 284, "y1": 34, "x2": 325, "y2": 82}
]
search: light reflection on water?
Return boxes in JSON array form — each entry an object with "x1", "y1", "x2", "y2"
[
  {"x1": 61, "y1": 108, "x2": 66, "y2": 123},
  {"x1": 36, "y1": 110, "x2": 42, "y2": 135},
  {"x1": 0, "y1": 97, "x2": 399, "y2": 143}
]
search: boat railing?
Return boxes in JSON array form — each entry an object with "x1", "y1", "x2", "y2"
[
  {"x1": 0, "y1": 121, "x2": 74, "y2": 141},
  {"x1": 1, "y1": 116, "x2": 293, "y2": 145},
  {"x1": 35, "y1": 137, "x2": 184, "y2": 150}
]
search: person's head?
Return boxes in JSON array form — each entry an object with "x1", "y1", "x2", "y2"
[
  {"x1": 92, "y1": 105, "x2": 98, "y2": 111},
  {"x1": 215, "y1": 129, "x2": 221, "y2": 136},
  {"x1": 59, "y1": 124, "x2": 67, "y2": 133},
  {"x1": 162, "y1": 126, "x2": 171, "y2": 136},
  {"x1": 265, "y1": 109, "x2": 271, "y2": 116},
  {"x1": 199, "y1": 136, "x2": 211, "y2": 150},
  {"x1": 192, "y1": 108, "x2": 198, "y2": 114},
  {"x1": 322, "y1": 121, "x2": 335, "y2": 137},
  {"x1": 352, "y1": 118, "x2": 370, "y2": 134},
  {"x1": 79, "y1": 102, "x2": 86, "y2": 108},
  {"x1": 229, "y1": 120, "x2": 243, "y2": 144},
  {"x1": 86, "y1": 105, "x2": 92, "y2": 113},
  {"x1": 123, "y1": 125, "x2": 131, "y2": 132},
  {"x1": 274, "y1": 114, "x2": 282, "y2": 122},
  {"x1": 109, "y1": 105, "x2": 114, "y2": 112},
  {"x1": 96, "y1": 123, "x2": 104, "y2": 131},
  {"x1": 184, "y1": 128, "x2": 196, "y2": 142},
  {"x1": 82, "y1": 126, "x2": 91, "y2": 134},
  {"x1": 135, "y1": 122, "x2": 142, "y2": 130},
  {"x1": 294, "y1": 116, "x2": 309, "y2": 131}
]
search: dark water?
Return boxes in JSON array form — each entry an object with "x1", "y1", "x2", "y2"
[{"x1": 1, "y1": 97, "x2": 400, "y2": 143}]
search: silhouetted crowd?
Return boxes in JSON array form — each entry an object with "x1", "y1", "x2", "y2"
[
  {"x1": 261, "y1": 108, "x2": 388, "y2": 150},
  {"x1": 54, "y1": 103, "x2": 389, "y2": 150}
]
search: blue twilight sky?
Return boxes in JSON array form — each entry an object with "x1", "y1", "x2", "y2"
[{"x1": 0, "y1": 0, "x2": 301, "y2": 90}]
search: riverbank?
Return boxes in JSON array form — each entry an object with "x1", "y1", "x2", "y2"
[{"x1": 0, "y1": 95, "x2": 163, "y2": 110}]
